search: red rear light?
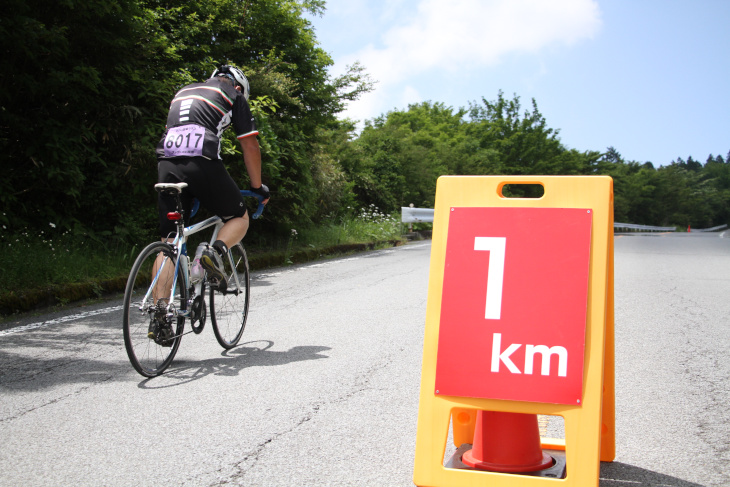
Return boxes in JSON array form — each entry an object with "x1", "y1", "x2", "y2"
[{"x1": 167, "y1": 212, "x2": 182, "y2": 221}]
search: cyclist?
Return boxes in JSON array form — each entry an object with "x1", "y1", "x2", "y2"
[{"x1": 156, "y1": 64, "x2": 270, "y2": 292}]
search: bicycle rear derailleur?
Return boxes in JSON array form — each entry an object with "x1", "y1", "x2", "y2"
[{"x1": 147, "y1": 299, "x2": 176, "y2": 347}]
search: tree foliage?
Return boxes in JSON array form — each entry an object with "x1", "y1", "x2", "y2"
[
  {"x1": 340, "y1": 94, "x2": 728, "y2": 229},
  {"x1": 2, "y1": 0, "x2": 727, "y2": 245},
  {"x1": 1, "y1": 0, "x2": 371, "y2": 239}
]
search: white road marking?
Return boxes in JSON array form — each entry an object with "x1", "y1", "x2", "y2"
[
  {"x1": 0, "y1": 305, "x2": 123, "y2": 338},
  {"x1": 1, "y1": 243, "x2": 431, "y2": 337}
]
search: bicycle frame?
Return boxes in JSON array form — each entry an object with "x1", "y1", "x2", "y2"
[
  {"x1": 166, "y1": 217, "x2": 223, "y2": 319},
  {"x1": 124, "y1": 183, "x2": 263, "y2": 377},
  {"x1": 151, "y1": 184, "x2": 264, "y2": 319}
]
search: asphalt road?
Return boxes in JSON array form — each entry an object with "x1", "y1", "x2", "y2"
[
  {"x1": 0, "y1": 234, "x2": 728, "y2": 486},
  {"x1": 605, "y1": 231, "x2": 730, "y2": 487}
]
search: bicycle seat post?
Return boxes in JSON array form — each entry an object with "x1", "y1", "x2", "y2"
[{"x1": 155, "y1": 183, "x2": 189, "y2": 240}]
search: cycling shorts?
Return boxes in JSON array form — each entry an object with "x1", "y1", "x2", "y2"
[{"x1": 157, "y1": 157, "x2": 246, "y2": 239}]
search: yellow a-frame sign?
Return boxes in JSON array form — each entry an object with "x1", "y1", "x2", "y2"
[{"x1": 413, "y1": 176, "x2": 615, "y2": 487}]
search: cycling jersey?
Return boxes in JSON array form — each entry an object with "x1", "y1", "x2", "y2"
[{"x1": 156, "y1": 78, "x2": 259, "y2": 161}]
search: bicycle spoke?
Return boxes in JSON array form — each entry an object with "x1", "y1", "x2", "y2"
[
  {"x1": 210, "y1": 243, "x2": 249, "y2": 349},
  {"x1": 123, "y1": 242, "x2": 186, "y2": 377}
]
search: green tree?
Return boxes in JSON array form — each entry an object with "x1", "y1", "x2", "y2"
[
  {"x1": 344, "y1": 94, "x2": 604, "y2": 210},
  {"x1": 0, "y1": 0, "x2": 154, "y2": 232},
  {"x1": 348, "y1": 102, "x2": 465, "y2": 211},
  {"x1": 1, "y1": 0, "x2": 372, "y2": 238}
]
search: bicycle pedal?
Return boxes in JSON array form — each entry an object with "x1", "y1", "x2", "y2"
[{"x1": 209, "y1": 277, "x2": 226, "y2": 291}]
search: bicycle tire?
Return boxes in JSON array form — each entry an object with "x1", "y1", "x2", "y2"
[
  {"x1": 210, "y1": 243, "x2": 249, "y2": 349},
  {"x1": 123, "y1": 241, "x2": 186, "y2": 377}
]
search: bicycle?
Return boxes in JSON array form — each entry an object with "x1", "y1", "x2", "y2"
[{"x1": 122, "y1": 182, "x2": 265, "y2": 377}]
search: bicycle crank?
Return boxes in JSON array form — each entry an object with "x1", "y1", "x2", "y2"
[{"x1": 190, "y1": 295, "x2": 206, "y2": 334}]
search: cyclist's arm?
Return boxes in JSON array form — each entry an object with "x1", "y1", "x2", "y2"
[{"x1": 239, "y1": 135, "x2": 269, "y2": 204}]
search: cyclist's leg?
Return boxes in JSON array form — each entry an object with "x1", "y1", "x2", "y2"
[
  {"x1": 179, "y1": 159, "x2": 251, "y2": 348},
  {"x1": 191, "y1": 158, "x2": 248, "y2": 248},
  {"x1": 192, "y1": 159, "x2": 250, "y2": 280},
  {"x1": 200, "y1": 214, "x2": 248, "y2": 287},
  {"x1": 150, "y1": 238, "x2": 175, "y2": 326},
  {"x1": 217, "y1": 213, "x2": 249, "y2": 249},
  {"x1": 154, "y1": 198, "x2": 176, "y2": 320}
]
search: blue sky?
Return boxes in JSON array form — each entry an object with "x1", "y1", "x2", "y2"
[{"x1": 307, "y1": 0, "x2": 729, "y2": 166}]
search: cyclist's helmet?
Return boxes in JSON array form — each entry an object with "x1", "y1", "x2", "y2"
[{"x1": 211, "y1": 64, "x2": 250, "y2": 100}]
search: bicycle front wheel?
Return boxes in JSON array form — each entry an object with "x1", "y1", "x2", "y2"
[
  {"x1": 210, "y1": 243, "x2": 249, "y2": 349},
  {"x1": 123, "y1": 242, "x2": 186, "y2": 377}
]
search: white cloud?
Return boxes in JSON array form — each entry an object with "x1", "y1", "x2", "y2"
[
  {"x1": 336, "y1": 0, "x2": 601, "y2": 122},
  {"x1": 400, "y1": 85, "x2": 423, "y2": 107}
]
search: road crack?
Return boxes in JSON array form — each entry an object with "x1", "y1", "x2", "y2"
[
  {"x1": 207, "y1": 356, "x2": 395, "y2": 486},
  {"x1": 0, "y1": 375, "x2": 115, "y2": 424}
]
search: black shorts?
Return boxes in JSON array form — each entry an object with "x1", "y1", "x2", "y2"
[{"x1": 157, "y1": 157, "x2": 246, "y2": 238}]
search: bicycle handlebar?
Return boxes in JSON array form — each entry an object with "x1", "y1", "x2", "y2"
[
  {"x1": 239, "y1": 190, "x2": 266, "y2": 219},
  {"x1": 189, "y1": 190, "x2": 266, "y2": 220}
]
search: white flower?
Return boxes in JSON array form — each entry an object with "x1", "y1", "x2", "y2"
[{"x1": 49, "y1": 223, "x2": 56, "y2": 228}]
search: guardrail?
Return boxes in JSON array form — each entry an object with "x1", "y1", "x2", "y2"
[
  {"x1": 401, "y1": 208, "x2": 726, "y2": 234},
  {"x1": 401, "y1": 207, "x2": 435, "y2": 223},
  {"x1": 613, "y1": 222, "x2": 676, "y2": 232},
  {"x1": 691, "y1": 224, "x2": 728, "y2": 232}
]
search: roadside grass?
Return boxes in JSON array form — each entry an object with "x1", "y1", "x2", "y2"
[
  {"x1": 0, "y1": 207, "x2": 406, "y2": 302},
  {"x1": 296, "y1": 205, "x2": 402, "y2": 247},
  {"x1": 0, "y1": 227, "x2": 140, "y2": 296}
]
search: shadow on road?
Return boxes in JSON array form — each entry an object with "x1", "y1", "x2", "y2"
[
  {"x1": 138, "y1": 340, "x2": 331, "y2": 389},
  {"x1": 0, "y1": 321, "x2": 330, "y2": 392},
  {"x1": 601, "y1": 462, "x2": 705, "y2": 486}
]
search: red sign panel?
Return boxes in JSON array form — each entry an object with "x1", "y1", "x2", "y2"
[{"x1": 434, "y1": 207, "x2": 592, "y2": 405}]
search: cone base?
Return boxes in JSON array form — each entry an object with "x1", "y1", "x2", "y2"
[
  {"x1": 462, "y1": 449, "x2": 554, "y2": 473},
  {"x1": 445, "y1": 444, "x2": 567, "y2": 479}
]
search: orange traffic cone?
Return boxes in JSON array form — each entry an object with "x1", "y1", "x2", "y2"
[{"x1": 461, "y1": 410, "x2": 554, "y2": 473}]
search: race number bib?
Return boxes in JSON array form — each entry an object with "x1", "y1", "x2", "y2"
[{"x1": 164, "y1": 124, "x2": 206, "y2": 158}]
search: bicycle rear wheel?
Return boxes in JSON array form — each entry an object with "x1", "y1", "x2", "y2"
[
  {"x1": 123, "y1": 242, "x2": 186, "y2": 377},
  {"x1": 210, "y1": 243, "x2": 249, "y2": 349}
]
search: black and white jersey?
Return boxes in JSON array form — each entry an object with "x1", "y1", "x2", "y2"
[{"x1": 156, "y1": 78, "x2": 258, "y2": 160}]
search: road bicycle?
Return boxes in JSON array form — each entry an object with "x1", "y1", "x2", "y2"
[{"x1": 122, "y1": 182, "x2": 265, "y2": 377}]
